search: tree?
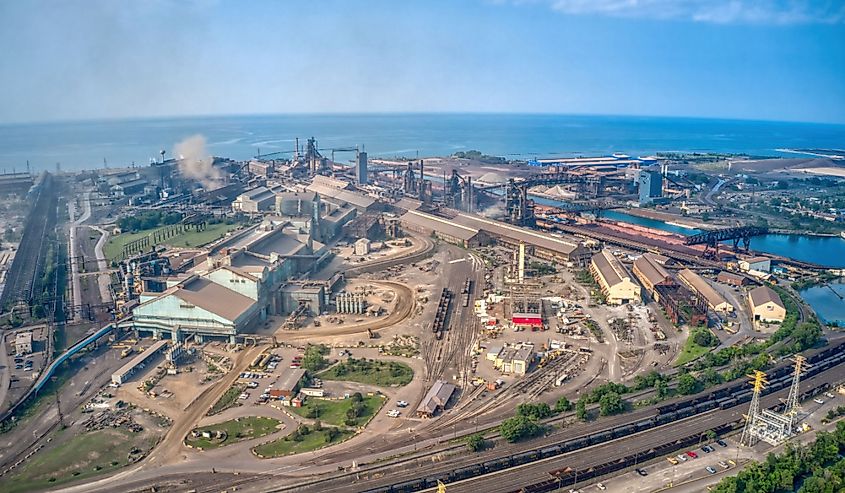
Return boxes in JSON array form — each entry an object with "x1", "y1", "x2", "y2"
[
  {"x1": 554, "y1": 397, "x2": 572, "y2": 413},
  {"x1": 516, "y1": 402, "x2": 553, "y2": 420},
  {"x1": 500, "y1": 415, "x2": 541, "y2": 443},
  {"x1": 466, "y1": 433, "x2": 485, "y2": 452},
  {"x1": 598, "y1": 392, "x2": 625, "y2": 416},
  {"x1": 677, "y1": 373, "x2": 700, "y2": 395},
  {"x1": 302, "y1": 344, "x2": 329, "y2": 371},
  {"x1": 350, "y1": 392, "x2": 364, "y2": 403},
  {"x1": 656, "y1": 380, "x2": 670, "y2": 399},
  {"x1": 576, "y1": 398, "x2": 588, "y2": 421}
]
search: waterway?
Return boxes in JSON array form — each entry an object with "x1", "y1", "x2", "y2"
[{"x1": 799, "y1": 282, "x2": 845, "y2": 327}]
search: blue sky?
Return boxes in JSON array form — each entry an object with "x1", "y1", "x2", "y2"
[{"x1": 0, "y1": 0, "x2": 843, "y2": 124}]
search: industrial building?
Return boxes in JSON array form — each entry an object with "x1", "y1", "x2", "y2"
[
  {"x1": 232, "y1": 187, "x2": 277, "y2": 213},
  {"x1": 399, "y1": 209, "x2": 592, "y2": 266},
  {"x1": 677, "y1": 269, "x2": 734, "y2": 313},
  {"x1": 306, "y1": 180, "x2": 377, "y2": 214},
  {"x1": 739, "y1": 256, "x2": 772, "y2": 273},
  {"x1": 632, "y1": 253, "x2": 674, "y2": 300},
  {"x1": 354, "y1": 238, "x2": 371, "y2": 255},
  {"x1": 638, "y1": 170, "x2": 663, "y2": 205},
  {"x1": 590, "y1": 250, "x2": 641, "y2": 305},
  {"x1": 356, "y1": 151, "x2": 369, "y2": 185},
  {"x1": 492, "y1": 345, "x2": 534, "y2": 376},
  {"x1": 111, "y1": 340, "x2": 169, "y2": 385},
  {"x1": 276, "y1": 368, "x2": 307, "y2": 398},
  {"x1": 131, "y1": 275, "x2": 261, "y2": 342},
  {"x1": 718, "y1": 271, "x2": 748, "y2": 287},
  {"x1": 748, "y1": 286, "x2": 786, "y2": 323},
  {"x1": 416, "y1": 380, "x2": 457, "y2": 418},
  {"x1": 14, "y1": 331, "x2": 32, "y2": 355}
]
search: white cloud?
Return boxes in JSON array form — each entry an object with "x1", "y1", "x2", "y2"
[{"x1": 509, "y1": 0, "x2": 845, "y2": 25}]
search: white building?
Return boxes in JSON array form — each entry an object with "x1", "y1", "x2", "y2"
[{"x1": 354, "y1": 238, "x2": 371, "y2": 256}]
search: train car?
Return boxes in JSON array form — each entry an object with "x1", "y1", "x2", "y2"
[
  {"x1": 483, "y1": 456, "x2": 513, "y2": 472},
  {"x1": 449, "y1": 463, "x2": 483, "y2": 482},
  {"x1": 540, "y1": 444, "x2": 562, "y2": 458},
  {"x1": 387, "y1": 478, "x2": 427, "y2": 493},
  {"x1": 512, "y1": 449, "x2": 541, "y2": 466}
]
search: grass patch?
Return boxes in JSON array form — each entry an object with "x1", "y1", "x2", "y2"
[
  {"x1": 675, "y1": 334, "x2": 712, "y2": 366},
  {"x1": 208, "y1": 384, "x2": 246, "y2": 416},
  {"x1": 288, "y1": 395, "x2": 386, "y2": 427},
  {"x1": 252, "y1": 426, "x2": 354, "y2": 458},
  {"x1": 186, "y1": 416, "x2": 282, "y2": 450},
  {"x1": 3, "y1": 427, "x2": 159, "y2": 493},
  {"x1": 103, "y1": 221, "x2": 242, "y2": 261},
  {"x1": 319, "y1": 358, "x2": 413, "y2": 387}
]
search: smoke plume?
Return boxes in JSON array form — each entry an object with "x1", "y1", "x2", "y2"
[
  {"x1": 174, "y1": 134, "x2": 221, "y2": 189},
  {"x1": 479, "y1": 202, "x2": 506, "y2": 220}
]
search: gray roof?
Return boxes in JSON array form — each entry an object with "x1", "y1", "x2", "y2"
[
  {"x1": 277, "y1": 368, "x2": 306, "y2": 392},
  {"x1": 247, "y1": 229, "x2": 308, "y2": 257},
  {"x1": 417, "y1": 380, "x2": 456, "y2": 414},
  {"x1": 592, "y1": 250, "x2": 628, "y2": 287},
  {"x1": 748, "y1": 285, "x2": 784, "y2": 309},
  {"x1": 400, "y1": 210, "x2": 479, "y2": 241},
  {"x1": 306, "y1": 182, "x2": 375, "y2": 209}
]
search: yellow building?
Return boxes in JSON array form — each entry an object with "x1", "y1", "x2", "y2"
[
  {"x1": 632, "y1": 253, "x2": 674, "y2": 300},
  {"x1": 590, "y1": 250, "x2": 641, "y2": 305},
  {"x1": 748, "y1": 285, "x2": 786, "y2": 323}
]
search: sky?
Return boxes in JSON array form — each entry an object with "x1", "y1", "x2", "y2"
[{"x1": 0, "y1": 0, "x2": 843, "y2": 124}]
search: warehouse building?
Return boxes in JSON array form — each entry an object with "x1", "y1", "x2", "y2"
[
  {"x1": 632, "y1": 253, "x2": 674, "y2": 300},
  {"x1": 399, "y1": 208, "x2": 592, "y2": 265},
  {"x1": 492, "y1": 345, "x2": 534, "y2": 376},
  {"x1": 416, "y1": 380, "x2": 457, "y2": 418},
  {"x1": 677, "y1": 269, "x2": 734, "y2": 313},
  {"x1": 739, "y1": 256, "x2": 772, "y2": 274},
  {"x1": 748, "y1": 286, "x2": 786, "y2": 323},
  {"x1": 276, "y1": 368, "x2": 307, "y2": 398},
  {"x1": 111, "y1": 340, "x2": 169, "y2": 385},
  {"x1": 718, "y1": 271, "x2": 748, "y2": 287},
  {"x1": 590, "y1": 249, "x2": 641, "y2": 305},
  {"x1": 232, "y1": 186, "x2": 277, "y2": 213}
]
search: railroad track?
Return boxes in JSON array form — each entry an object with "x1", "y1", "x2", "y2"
[{"x1": 265, "y1": 340, "x2": 845, "y2": 493}]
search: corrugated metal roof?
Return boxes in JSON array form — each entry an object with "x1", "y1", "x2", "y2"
[{"x1": 400, "y1": 210, "x2": 480, "y2": 241}]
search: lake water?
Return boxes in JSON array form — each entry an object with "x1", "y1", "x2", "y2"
[
  {"x1": 800, "y1": 282, "x2": 845, "y2": 326},
  {"x1": 2, "y1": 113, "x2": 844, "y2": 172}
]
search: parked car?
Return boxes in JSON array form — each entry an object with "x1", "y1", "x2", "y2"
[
  {"x1": 396, "y1": 400, "x2": 409, "y2": 408},
  {"x1": 825, "y1": 392, "x2": 835, "y2": 399},
  {"x1": 387, "y1": 409, "x2": 401, "y2": 418},
  {"x1": 706, "y1": 466, "x2": 717, "y2": 474},
  {"x1": 701, "y1": 445, "x2": 713, "y2": 453},
  {"x1": 667, "y1": 457, "x2": 679, "y2": 465},
  {"x1": 716, "y1": 439, "x2": 728, "y2": 447},
  {"x1": 676, "y1": 454, "x2": 688, "y2": 462},
  {"x1": 686, "y1": 451, "x2": 698, "y2": 459},
  {"x1": 814, "y1": 398, "x2": 825, "y2": 404},
  {"x1": 718, "y1": 461, "x2": 729, "y2": 469},
  {"x1": 596, "y1": 483, "x2": 606, "y2": 491},
  {"x1": 635, "y1": 468, "x2": 648, "y2": 477}
]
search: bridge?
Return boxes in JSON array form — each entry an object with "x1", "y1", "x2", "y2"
[{"x1": 683, "y1": 225, "x2": 769, "y2": 258}]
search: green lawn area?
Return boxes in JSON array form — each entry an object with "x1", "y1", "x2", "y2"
[
  {"x1": 103, "y1": 221, "x2": 243, "y2": 261},
  {"x1": 185, "y1": 416, "x2": 282, "y2": 450},
  {"x1": 319, "y1": 358, "x2": 414, "y2": 387},
  {"x1": 675, "y1": 337, "x2": 712, "y2": 366},
  {"x1": 208, "y1": 384, "x2": 245, "y2": 416},
  {"x1": 4, "y1": 427, "x2": 160, "y2": 493},
  {"x1": 289, "y1": 395, "x2": 386, "y2": 427},
  {"x1": 252, "y1": 426, "x2": 354, "y2": 458}
]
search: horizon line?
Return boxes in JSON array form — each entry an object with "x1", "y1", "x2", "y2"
[{"x1": 2, "y1": 110, "x2": 844, "y2": 127}]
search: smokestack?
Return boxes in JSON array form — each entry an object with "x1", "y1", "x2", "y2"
[{"x1": 518, "y1": 242, "x2": 525, "y2": 284}]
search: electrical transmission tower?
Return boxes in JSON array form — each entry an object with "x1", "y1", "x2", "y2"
[
  {"x1": 785, "y1": 356, "x2": 808, "y2": 428},
  {"x1": 740, "y1": 370, "x2": 768, "y2": 447}
]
